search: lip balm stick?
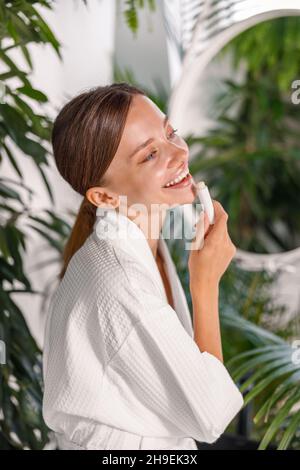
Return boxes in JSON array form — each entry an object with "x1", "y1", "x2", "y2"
[{"x1": 194, "y1": 181, "x2": 215, "y2": 225}]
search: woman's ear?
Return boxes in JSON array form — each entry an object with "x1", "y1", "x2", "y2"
[{"x1": 85, "y1": 187, "x2": 119, "y2": 210}]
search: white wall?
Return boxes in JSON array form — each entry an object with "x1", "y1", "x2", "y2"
[{"x1": 114, "y1": 0, "x2": 170, "y2": 94}]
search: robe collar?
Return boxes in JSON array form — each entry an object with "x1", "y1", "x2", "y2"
[{"x1": 92, "y1": 207, "x2": 194, "y2": 337}]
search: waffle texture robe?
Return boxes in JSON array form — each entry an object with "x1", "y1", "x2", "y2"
[{"x1": 42, "y1": 207, "x2": 244, "y2": 450}]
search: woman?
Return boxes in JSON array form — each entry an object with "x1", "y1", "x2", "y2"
[{"x1": 42, "y1": 82, "x2": 244, "y2": 450}]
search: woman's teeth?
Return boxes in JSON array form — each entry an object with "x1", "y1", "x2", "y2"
[{"x1": 164, "y1": 168, "x2": 190, "y2": 187}]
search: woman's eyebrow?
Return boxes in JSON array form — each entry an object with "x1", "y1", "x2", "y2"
[{"x1": 128, "y1": 115, "x2": 169, "y2": 159}]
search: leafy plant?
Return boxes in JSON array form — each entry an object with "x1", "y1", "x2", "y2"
[
  {"x1": 176, "y1": 16, "x2": 300, "y2": 449},
  {"x1": 169, "y1": 228, "x2": 300, "y2": 449},
  {"x1": 187, "y1": 16, "x2": 300, "y2": 254},
  {"x1": 0, "y1": 0, "x2": 68, "y2": 449},
  {"x1": 227, "y1": 327, "x2": 300, "y2": 449},
  {"x1": 121, "y1": 0, "x2": 156, "y2": 37}
]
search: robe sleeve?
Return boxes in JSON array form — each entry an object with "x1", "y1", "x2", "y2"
[{"x1": 103, "y1": 287, "x2": 244, "y2": 445}]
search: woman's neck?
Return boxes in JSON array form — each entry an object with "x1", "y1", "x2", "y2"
[{"x1": 126, "y1": 207, "x2": 167, "y2": 260}]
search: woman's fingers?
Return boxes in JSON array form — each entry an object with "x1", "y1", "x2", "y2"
[
  {"x1": 207, "y1": 201, "x2": 228, "y2": 242},
  {"x1": 190, "y1": 199, "x2": 229, "y2": 250},
  {"x1": 191, "y1": 211, "x2": 206, "y2": 250}
]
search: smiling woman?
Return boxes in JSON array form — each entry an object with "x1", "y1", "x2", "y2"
[
  {"x1": 52, "y1": 82, "x2": 195, "y2": 278},
  {"x1": 42, "y1": 82, "x2": 243, "y2": 450},
  {"x1": 100, "y1": 93, "x2": 195, "y2": 214}
]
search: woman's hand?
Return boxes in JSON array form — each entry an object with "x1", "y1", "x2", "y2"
[{"x1": 188, "y1": 200, "x2": 236, "y2": 290}]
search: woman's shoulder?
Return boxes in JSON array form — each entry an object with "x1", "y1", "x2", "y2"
[
  {"x1": 64, "y1": 232, "x2": 127, "y2": 279},
  {"x1": 62, "y1": 232, "x2": 155, "y2": 299},
  {"x1": 93, "y1": 232, "x2": 157, "y2": 285}
]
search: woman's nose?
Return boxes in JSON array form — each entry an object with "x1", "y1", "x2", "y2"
[{"x1": 167, "y1": 155, "x2": 187, "y2": 170}]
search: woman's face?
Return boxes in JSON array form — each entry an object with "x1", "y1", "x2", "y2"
[{"x1": 97, "y1": 94, "x2": 195, "y2": 212}]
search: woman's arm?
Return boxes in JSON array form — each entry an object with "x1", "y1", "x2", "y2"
[
  {"x1": 188, "y1": 199, "x2": 236, "y2": 365},
  {"x1": 190, "y1": 280, "x2": 224, "y2": 363}
]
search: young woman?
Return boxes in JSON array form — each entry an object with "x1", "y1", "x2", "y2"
[{"x1": 42, "y1": 82, "x2": 244, "y2": 450}]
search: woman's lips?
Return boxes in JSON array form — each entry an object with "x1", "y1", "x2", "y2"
[
  {"x1": 163, "y1": 163, "x2": 189, "y2": 187},
  {"x1": 162, "y1": 173, "x2": 192, "y2": 189}
]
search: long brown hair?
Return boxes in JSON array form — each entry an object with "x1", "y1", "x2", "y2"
[{"x1": 51, "y1": 82, "x2": 146, "y2": 280}]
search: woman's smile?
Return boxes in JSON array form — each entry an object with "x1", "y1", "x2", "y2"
[{"x1": 162, "y1": 164, "x2": 192, "y2": 188}]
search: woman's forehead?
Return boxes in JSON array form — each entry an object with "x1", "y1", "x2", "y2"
[
  {"x1": 126, "y1": 95, "x2": 165, "y2": 132},
  {"x1": 109, "y1": 95, "x2": 166, "y2": 169}
]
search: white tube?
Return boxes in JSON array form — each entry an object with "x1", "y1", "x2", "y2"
[{"x1": 195, "y1": 181, "x2": 215, "y2": 225}]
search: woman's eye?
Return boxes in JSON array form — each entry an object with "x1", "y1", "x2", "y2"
[
  {"x1": 143, "y1": 150, "x2": 157, "y2": 162},
  {"x1": 142, "y1": 129, "x2": 178, "y2": 162},
  {"x1": 168, "y1": 128, "x2": 178, "y2": 139}
]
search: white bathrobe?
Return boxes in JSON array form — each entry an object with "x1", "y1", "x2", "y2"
[{"x1": 42, "y1": 207, "x2": 244, "y2": 450}]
